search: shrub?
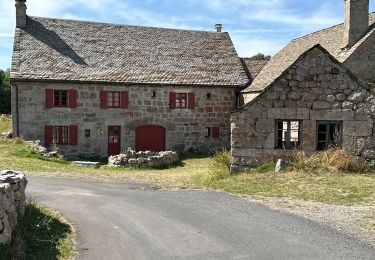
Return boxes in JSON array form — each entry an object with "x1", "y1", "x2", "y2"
[
  {"x1": 203, "y1": 151, "x2": 231, "y2": 184},
  {"x1": 292, "y1": 149, "x2": 368, "y2": 173}
]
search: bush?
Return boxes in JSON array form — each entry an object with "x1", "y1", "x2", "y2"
[
  {"x1": 202, "y1": 151, "x2": 231, "y2": 184},
  {"x1": 292, "y1": 149, "x2": 368, "y2": 173}
]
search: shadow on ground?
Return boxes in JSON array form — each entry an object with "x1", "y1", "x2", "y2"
[{"x1": 0, "y1": 201, "x2": 74, "y2": 260}]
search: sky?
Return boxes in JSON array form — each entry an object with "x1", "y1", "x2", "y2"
[{"x1": 1, "y1": 0, "x2": 375, "y2": 70}]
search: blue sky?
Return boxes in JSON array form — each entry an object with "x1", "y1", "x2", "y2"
[{"x1": 1, "y1": 0, "x2": 375, "y2": 70}]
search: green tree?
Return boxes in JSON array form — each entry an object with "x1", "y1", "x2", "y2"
[
  {"x1": 0, "y1": 69, "x2": 11, "y2": 114},
  {"x1": 250, "y1": 53, "x2": 271, "y2": 60}
]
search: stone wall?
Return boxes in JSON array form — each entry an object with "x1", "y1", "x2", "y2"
[
  {"x1": 108, "y1": 150, "x2": 178, "y2": 168},
  {"x1": 12, "y1": 83, "x2": 236, "y2": 158},
  {"x1": 0, "y1": 170, "x2": 27, "y2": 245},
  {"x1": 231, "y1": 46, "x2": 375, "y2": 170}
]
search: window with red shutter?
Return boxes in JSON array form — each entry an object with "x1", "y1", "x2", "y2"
[
  {"x1": 188, "y1": 93, "x2": 195, "y2": 109},
  {"x1": 69, "y1": 125, "x2": 78, "y2": 145},
  {"x1": 212, "y1": 127, "x2": 220, "y2": 139},
  {"x1": 121, "y1": 91, "x2": 129, "y2": 109},
  {"x1": 69, "y1": 89, "x2": 77, "y2": 108},
  {"x1": 169, "y1": 92, "x2": 176, "y2": 109},
  {"x1": 44, "y1": 125, "x2": 53, "y2": 145},
  {"x1": 45, "y1": 89, "x2": 53, "y2": 108},
  {"x1": 100, "y1": 91, "x2": 108, "y2": 109}
]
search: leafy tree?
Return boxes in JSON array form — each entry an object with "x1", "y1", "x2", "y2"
[
  {"x1": 0, "y1": 69, "x2": 11, "y2": 114},
  {"x1": 250, "y1": 53, "x2": 271, "y2": 60}
]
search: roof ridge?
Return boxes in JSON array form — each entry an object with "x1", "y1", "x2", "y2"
[{"x1": 28, "y1": 15, "x2": 220, "y2": 34}]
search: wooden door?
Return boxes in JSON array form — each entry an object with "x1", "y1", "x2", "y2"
[
  {"x1": 135, "y1": 125, "x2": 166, "y2": 152},
  {"x1": 108, "y1": 126, "x2": 121, "y2": 156}
]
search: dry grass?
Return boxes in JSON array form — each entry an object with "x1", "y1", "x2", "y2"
[
  {"x1": 292, "y1": 149, "x2": 369, "y2": 173},
  {"x1": 0, "y1": 116, "x2": 11, "y2": 133}
]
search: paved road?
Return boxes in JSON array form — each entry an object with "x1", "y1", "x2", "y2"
[{"x1": 27, "y1": 176, "x2": 375, "y2": 260}]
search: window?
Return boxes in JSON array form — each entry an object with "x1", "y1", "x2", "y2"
[
  {"x1": 207, "y1": 93, "x2": 211, "y2": 99},
  {"x1": 276, "y1": 120, "x2": 302, "y2": 149},
  {"x1": 85, "y1": 129, "x2": 91, "y2": 137},
  {"x1": 205, "y1": 127, "x2": 211, "y2": 137},
  {"x1": 53, "y1": 126, "x2": 69, "y2": 144},
  {"x1": 317, "y1": 121, "x2": 342, "y2": 150},
  {"x1": 176, "y1": 93, "x2": 187, "y2": 108},
  {"x1": 54, "y1": 90, "x2": 68, "y2": 107},
  {"x1": 152, "y1": 91, "x2": 156, "y2": 98},
  {"x1": 107, "y1": 91, "x2": 120, "y2": 108}
]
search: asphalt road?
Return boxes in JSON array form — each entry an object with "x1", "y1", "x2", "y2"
[{"x1": 27, "y1": 176, "x2": 375, "y2": 260}]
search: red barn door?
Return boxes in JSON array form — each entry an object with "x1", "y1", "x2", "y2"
[{"x1": 135, "y1": 125, "x2": 166, "y2": 152}]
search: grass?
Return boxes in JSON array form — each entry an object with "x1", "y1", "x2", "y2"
[
  {"x1": 0, "y1": 201, "x2": 75, "y2": 260},
  {"x1": 0, "y1": 116, "x2": 11, "y2": 133}
]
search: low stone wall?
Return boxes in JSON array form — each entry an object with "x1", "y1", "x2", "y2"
[
  {"x1": 109, "y1": 150, "x2": 179, "y2": 168},
  {"x1": 0, "y1": 170, "x2": 27, "y2": 245}
]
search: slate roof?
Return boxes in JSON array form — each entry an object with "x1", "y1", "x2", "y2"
[
  {"x1": 11, "y1": 16, "x2": 248, "y2": 87},
  {"x1": 243, "y1": 13, "x2": 375, "y2": 93},
  {"x1": 240, "y1": 58, "x2": 269, "y2": 82}
]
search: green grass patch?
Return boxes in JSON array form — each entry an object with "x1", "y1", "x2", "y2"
[{"x1": 0, "y1": 201, "x2": 75, "y2": 260}]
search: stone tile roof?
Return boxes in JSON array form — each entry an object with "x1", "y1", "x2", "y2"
[
  {"x1": 240, "y1": 58, "x2": 269, "y2": 82},
  {"x1": 243, "y1": 13, "x2": 375, "y2": 93},
  {"x1": 11, "y1": 16, "x2": 248, "y2": 87}
]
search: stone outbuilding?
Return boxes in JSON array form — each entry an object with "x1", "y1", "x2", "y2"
[
  {"x1": 10, "y1": 0, "x2": 248, "y2": 158},
  {"x1": 231, "y1": 0, "x2": 375, "y2": 170},
  {"x1": 231, "y1": 45, "x2": 375, "y2": 170}
]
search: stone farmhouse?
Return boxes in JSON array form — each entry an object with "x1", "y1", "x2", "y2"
[
  {"x1": 10, "y1": 0, "x2": 249, "y2": 158},
  {"x1": 231, "y1": 0, "x2": 375, "y2": 170}
]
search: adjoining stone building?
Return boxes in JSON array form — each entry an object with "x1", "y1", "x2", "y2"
[
  {"x1": 231, "y1": 0, "x2": 375, "y2": 170},
  {"x1": 10, "y1": 1, "x2": 248, "y2": 158}
]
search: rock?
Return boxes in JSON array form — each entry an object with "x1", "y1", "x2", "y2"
[
  {"x1": 72, "y1": 161, "x2": 100, "y2": 168},
  {"x1": 108, "y1": 150, "x2": 178, "y2": 168},
  {"x1": 348, "y1": 91, "x2": 365, "y2": 103},
  {"x1": 275, "y1": 159, "x2": 289, "y2": 173}
]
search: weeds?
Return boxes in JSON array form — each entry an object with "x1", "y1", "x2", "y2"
[
  {"x1": 201, "y1": 151, "x2": 231, "y2": 185},
  {"x1": 292, "y1": 149, "x2": 369, "y2": 174},
  {"x1": 0, "y1": 201, "x2": 75, "y2": 260}
]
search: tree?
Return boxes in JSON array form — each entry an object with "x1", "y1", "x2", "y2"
[
  {"x1": 250, "y1": 53, "x2": 271, "y2": 60},
  {"x1": 0, "y1": 69, "x2": 11, "y2": 114}
]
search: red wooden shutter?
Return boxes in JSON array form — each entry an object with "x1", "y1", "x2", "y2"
[
  {"x1": 69, "y1": 89, "x2": 77, "y2": 108},
  {"x1": 100, "y1": 91, "x2": 108, "y2": 109},
  {"x1": 188, "y1": 93, "x2": 195, "y2": 109},
  {"x1": 69, "y1": 125, "x2": 78, "y2": 145},
  {"x1": 121, "y1": 91, "x2": 129, "y2": 109},
  {"x1": 212, "y1": 127, "x2": 220, "y2": 138},
  {"x1": 44, "y1": 125, "x2": 53, "y2": 145},
  {"x1": 45, "y1": 89, "x2": 53, "y2": 108},
  {"x1": 169, "y1": 92, "x2": 176, "y2": 109}
]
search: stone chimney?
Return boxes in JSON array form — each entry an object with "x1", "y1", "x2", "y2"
[
  {"x1": 15, "y1": 0, "x2": 27, "y2": 28},
  {"x1": 342, "y1": 0, "x2": 369, "y2": 49},
  {"x1": 215, "y1": 24, "x2": 222, "y2": 33}
]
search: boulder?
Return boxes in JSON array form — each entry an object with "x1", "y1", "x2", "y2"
[{"x1": 275, "y1": 159, "x2": 289, "y2": 173}]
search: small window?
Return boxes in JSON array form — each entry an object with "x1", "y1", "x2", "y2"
[
  {"x1": 317, "y1": 121, "x2": 342, "y2": 150},
  {"x1": 176, "y1": 93, "x2": 187, "y2": 109},
  {"x1": 205, "y1": 127, "x2": 211, "y2": 137},
  {"x1": 54, "y1": 90, "x2": 68, "y2": 107},
  {"x1": 276, "y1": 120, "x2": 302, "y2": 149},
  {"x1": 85, "y1": 129, "x2": 91, "y2": 137},
  {"x1": 207, "y1": 93, "x2": 211, "y2": 99},
  {"x1": 107, "y1": 91, "x2": 120, "y2": 108},
  {"x1": 152, "y1": 91, "x2": 156, "y2": 98},
  {"x1": 53, "y1": 126, "x2": 69, "y2": 144}
]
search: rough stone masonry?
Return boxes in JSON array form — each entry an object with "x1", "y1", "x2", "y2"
[{"x1": 0, "y1": 170, "x2": 27, "y2": 245}]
